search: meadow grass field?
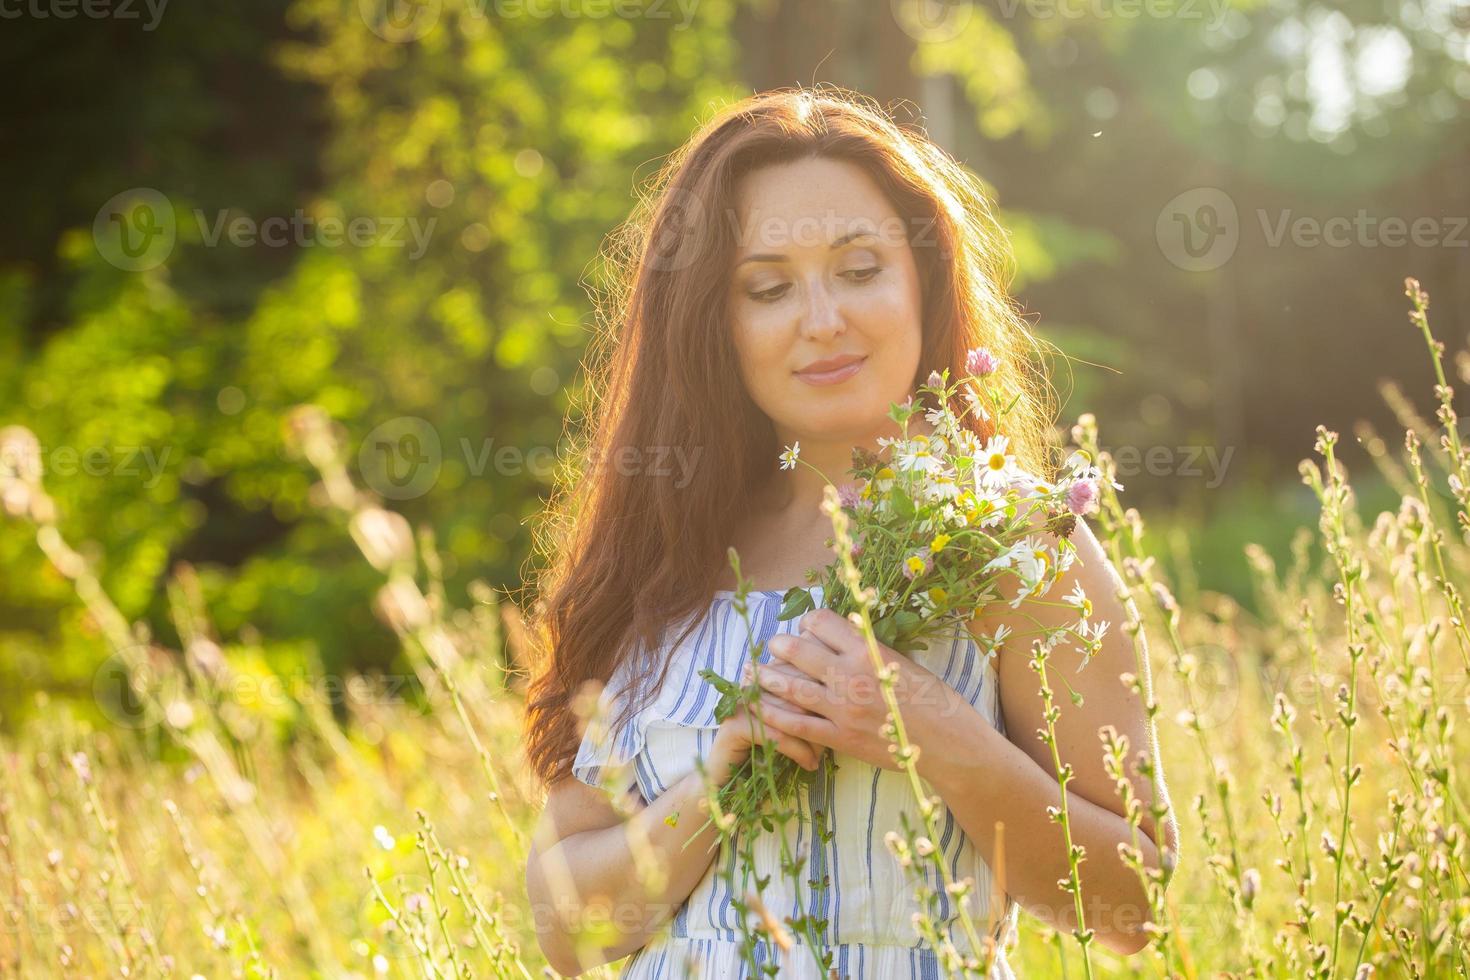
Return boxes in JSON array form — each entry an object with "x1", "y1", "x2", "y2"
[{"x1": 1, "y1": 280, "x2": 1466, "y2": 978}]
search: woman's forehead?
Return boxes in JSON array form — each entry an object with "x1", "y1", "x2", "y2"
[{"x1": 729, "y1": 158, "x2": 900, "y2": 242}]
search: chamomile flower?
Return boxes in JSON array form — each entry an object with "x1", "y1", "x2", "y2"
[
  {"x1": 1063, "y1": 582, "x2": 1093, "y2": 623},
  {"x1": 961, "y1": 383, "x2": 990, "y2": 423},
  {"x1": 1013, "y1": 535, "x2": 1052, "y2": 582},
  {"x1": 987, "y1": 622, "x2": 1012, "y2": 655},
  {"x1": 780, "y1": 442, "x2": 801, "y2": 470},
  {"x1": 897, "y1": 434, "x2": 948, "y2": 475},
  {"x1": 919, "y1": 473, "x2": 961, "y2": 505},
  {"x1": 951, "y1": 427, "x2": 981, "y2": 457},
  {"x1": 981, "y1": 620, "x2": 1017, "y2": 658},
  {"x1": 1055, "y1": 545, "x2": 1078, "y2": 575},
  {"x1": 983, "y1": 537, "x2": 1029, "y2": 574},
  {"x1": 977, "y1": 435, "x2": 1018, "y2": 489},
  {"x1": 1076, "y1": 620, "x2": 1111, "y2": 669},
  {"x1": 1010, "y1": 576, "x2": 1050, "y2": 609},
  {"x1": 925, "y1": 407, "x2": 959, "y2": 443}
]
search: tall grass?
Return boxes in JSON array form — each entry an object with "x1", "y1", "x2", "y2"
[{"x1": 0, "y1": 278, "x2": 1464, "y2": 977}]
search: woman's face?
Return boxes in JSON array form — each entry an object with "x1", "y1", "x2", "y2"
[{"x1": 727, "y1": 156, "x2": 924, "y2": 447}]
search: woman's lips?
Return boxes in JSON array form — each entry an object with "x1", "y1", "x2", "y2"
[{"x1": 795, "y1": 356, "x2": 866, "y2": 386}]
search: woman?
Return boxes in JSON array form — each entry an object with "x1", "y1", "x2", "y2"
[{"x1": 523, "y1": 85, "x2": 1178, "y2": 978}]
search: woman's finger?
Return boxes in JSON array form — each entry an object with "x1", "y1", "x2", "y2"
[
  {"x1": 743, "y1": 661, "x2": 829, "y2": 710},
  {"x1": 732, "y1": 704, "x2": 819, "y2": 769},
  {"x1": 767, "y1": 631, "x2": 843, "y2": 679},
  {"x1": 750, "y1": 662, "x2": 831, "y2": 715},
  {"x1": 767, "y1": 729, "x2": 819, "y2": 770},
  {"x1": 753, "y1": 699, "x2": 840, "y2": 747}
]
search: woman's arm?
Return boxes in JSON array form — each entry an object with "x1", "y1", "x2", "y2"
[
  {"x1": 527, "y1": 702, "x2": 823, "y2": 975},
  {"x1": 747, "y1": 516, "x2": 1180, "y2": 955},
  {"x1": 526, "y1": 770, "x2": 727, "y2": 975},
  {"x1": 911, "y1": 516, "x2": 1178, "y2": 955}
]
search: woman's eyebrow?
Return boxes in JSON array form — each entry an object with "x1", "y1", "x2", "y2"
[{"x1": 735, "y1": 228, "x2": 878, "y2": 267}]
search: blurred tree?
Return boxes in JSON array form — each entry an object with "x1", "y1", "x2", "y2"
[{"x1": 0, "y1": 0, "x2": 745, "y2": 725}]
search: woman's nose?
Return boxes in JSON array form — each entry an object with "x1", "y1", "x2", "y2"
[{"x1": 799, "y1": 278, "x2": 845, "y2": 341}]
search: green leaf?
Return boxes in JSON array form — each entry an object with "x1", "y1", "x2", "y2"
[
  {"x1": 777, "y1": 586, "x2": 817, "y2": 621},
  {"x1": 698, "y1": 667, "x2": 739, "y2": 698},
  {"x1": 891, "y1": 487, "x2": 916, "y2": 520}
]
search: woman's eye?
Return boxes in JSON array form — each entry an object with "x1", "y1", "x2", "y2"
[
  {"x1": 749, "y1": 283, "x2": 790, "y2": 302},
  {"x1": 843, "y1": 266, "x2": 882, "y2": 283}
]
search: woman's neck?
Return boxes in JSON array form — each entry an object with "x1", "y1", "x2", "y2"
[{"x1": 764, "y1": 412, "x2": 937, "y2": 514}]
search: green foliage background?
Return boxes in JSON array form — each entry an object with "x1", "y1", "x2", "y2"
[
  {"x1": 2, "y1": 0, "x2": 1466, "y2": 729},
  {"x1": 1, "y1": 0, "x2": 747, "y2": 725}
]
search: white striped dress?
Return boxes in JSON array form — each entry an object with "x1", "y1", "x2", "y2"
[{"x1": 572, "y1": 584, "x2": 1022, "y2": 979}]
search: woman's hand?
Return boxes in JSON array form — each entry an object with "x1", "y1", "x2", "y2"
[
  {"x1": 704, "y1": 685, "x2": 824, "y2": 787},
  {"x1": 749, "y1": 608, "x2": 960, "y2": 773}
]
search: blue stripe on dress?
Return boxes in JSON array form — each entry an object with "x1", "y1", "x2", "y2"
[
  {"x1": 789, "y1": 741, "x2": 807, "y2": 931},
  {"x1": 936, "y1": 805, "x2": 957, "y2": 922},
  {"x1": 673, "y1": 611, "x2": 719, "y2": 725},
  {"x1": 826, "y1": 753, "x2": 841, "y2": 940},
  {"x1": 864, "y1": 765, "x2": 880, "y2": 918}
]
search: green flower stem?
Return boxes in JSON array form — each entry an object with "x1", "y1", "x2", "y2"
[{"x1": 823, "y1": 487, "x2": 992, "y2": 975}]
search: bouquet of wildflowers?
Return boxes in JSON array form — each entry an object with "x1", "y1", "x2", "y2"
[{"x1": 696, "y1": 348, "x2": 1116, "y2": 827}]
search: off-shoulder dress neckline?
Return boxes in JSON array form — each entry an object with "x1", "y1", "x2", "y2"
[{"x1": 710, "y1": 583, "x2": 826, "y2": 598}]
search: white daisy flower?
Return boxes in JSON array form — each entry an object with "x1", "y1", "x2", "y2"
[
  {"x1": 1056, "y1": 547, "x2": 1078, "y2": 575},
  {"x1": 983, "y1": 539, "x2": 1024, "y2": 573},
  {"x1": 977, "y1": 435, "x2": 1017, "y2": 489},
  {"x1": 1012, "y1": 535, "x2": 1051, "y2": 582},
  {"x1": 780, "y1": 442, "x2": 801, "y2": 470},
  {"x1": 919, "y1": 474, "x2": 961, "y2": 504},
  {"x1": 961, "y1": 383, "x2": 990, "y2": 422},
  {"x1": 1062, "y1": 582, "x2": 1092, "y2": 620},
  {"x1": 896, "y1": 436, "x2": 948, "y2": 476}
]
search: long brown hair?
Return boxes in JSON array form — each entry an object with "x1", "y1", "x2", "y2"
[{"x1": 521, "y1": 84, "x2": 1060, "y2": 787}]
